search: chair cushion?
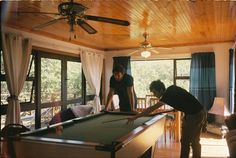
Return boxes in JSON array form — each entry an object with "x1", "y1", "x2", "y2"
[
  {"x1": 71, "y1": 105, "x2": 94, "y2": 117},
  {"x1": 49, "y1": 105, "x2": 94, "y2": 125}
]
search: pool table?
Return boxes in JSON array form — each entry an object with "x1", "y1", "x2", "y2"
[{"x1": 13, "y1": 111, "x2": 165, "y2": 158}]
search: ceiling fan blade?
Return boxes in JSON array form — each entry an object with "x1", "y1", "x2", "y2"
[
  {"x1": 33, "y1": 17, "x2": 67, "y2": 30},
  {"x1": 150, "y1": 49, "x2": 160, "y2": 55},
  {"x1": 128, "y1": 49, "x2": 141, "y2": 56},
  {"x1": 152, "y1": 47, "x2": 173, "y2": 50},
  {"x1": 84, "y1": 15, "x2": 130, "y2": 26},
  {"x1": 11, "y1": 11, "x2": 60, "y2": 15},
  {"x1": 77, "y1": 20, "x2": 97, "y2": 34}
]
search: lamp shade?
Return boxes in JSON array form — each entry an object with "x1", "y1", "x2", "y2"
[{"x1": 208, "y1": 97, "x2": 230, "y2": 116}]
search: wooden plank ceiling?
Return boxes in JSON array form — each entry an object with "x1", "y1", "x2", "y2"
[{"x1": 2, "y1": 0, "x2": 236, "y2": 51}]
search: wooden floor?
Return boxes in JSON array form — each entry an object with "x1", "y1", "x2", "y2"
[{"x1": 154, "y1": 132, "x2": 229, "y2": 158}]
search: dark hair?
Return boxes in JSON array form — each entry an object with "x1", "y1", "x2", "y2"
[
  {"x1": 149, "y1": 80, "x2": 166, "y2": 92},
  {"x1": 112, "y1": 64, "x2": 125, "y2": 74}
]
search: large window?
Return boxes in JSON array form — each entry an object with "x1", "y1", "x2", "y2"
[
  {"x1": 131, "y1": 59, "x2": 190, "y2": 98},
  {"x1": 0, "y1": 50, "x2": 95, "y2": 129}
]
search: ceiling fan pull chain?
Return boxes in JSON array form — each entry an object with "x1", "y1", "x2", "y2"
[{"x1": 69, "y1": 32, "x2": 72, "y2": 41}]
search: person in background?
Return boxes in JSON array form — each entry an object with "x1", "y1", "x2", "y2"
[
  {"x1": 127, "y1": 79, "x2": 207, "y2": 158},
  {"x1": 105, "y1": 64, "x2": 137, "y2": 112}
]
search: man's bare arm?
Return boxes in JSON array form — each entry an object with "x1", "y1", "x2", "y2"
[
  {"x1": 105, "y1": 88, "x2": 115, "y2": 111},
  {"x1": 127, "y1": 86, "x2": 135, "y2": 111}
]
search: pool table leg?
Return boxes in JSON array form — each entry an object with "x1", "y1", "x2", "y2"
[
  {"x1": 139, "y1": 142, "x2": 156, "y2": 158},
  {"x1": 150, "y1": 142, "x2": 157, "y2": 158}
]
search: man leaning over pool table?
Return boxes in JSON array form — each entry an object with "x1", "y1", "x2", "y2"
[
  {"x1": 127, "y1": 79, "x2": 207, "y2": 158},
  {"x1": 105, "y1": 64, "x2": 137, "y2": 112}
]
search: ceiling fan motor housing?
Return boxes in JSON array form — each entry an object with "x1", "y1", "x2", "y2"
[
  {"x1": 139, "y1": 32, "x2": 152, "y2": 48},
  {"x1": 58, "y1": 2, "x2": 87, "y2": 16},
  {"x1": 140, "y1": 40, "x2": 152, "y2": 48}
]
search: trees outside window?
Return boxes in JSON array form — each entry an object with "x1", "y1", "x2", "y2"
[
  {"x1": 67, "y1": 61, "x2": 82, "y2": 100},
  {"x1": 131, "y1": 59, "x2": 190, "y2": 98},
  {"x1": 41, "y1": 58, "x2": 61, "y2": 103},
  {"x1": 131, "y1": 60, "x2": 173, "y2": 98},
  {"x1": 175, "y1": 59, "x2": 191, "y2": 91}
]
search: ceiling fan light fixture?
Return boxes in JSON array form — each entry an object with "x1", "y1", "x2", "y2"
[{"x1": 141, "y1": 50, "x2": 151, "y2": 58}]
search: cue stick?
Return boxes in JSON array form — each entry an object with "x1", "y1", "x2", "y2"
[
  {"x1": 102, "y1": 117, "x2": 130, "y2": 123},
  {"x1": 102, "y1": 109, "x2": 175, "y2": 123},
  {"x1": 147, "y1": 109, "x2": 175, "y2": 116}
]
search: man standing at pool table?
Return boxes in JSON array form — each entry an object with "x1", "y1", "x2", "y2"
[
  {"x1": 105, "y1": 64, "x2": 137, "y2": 112},
  {"x1": 127, "y1": 79, "x2": 207, "y2": 158}
]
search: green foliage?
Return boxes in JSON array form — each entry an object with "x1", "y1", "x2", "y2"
[
  {"x1": 176, "y1": 60, "x2": 191, "y2": 77},
  {"x1": 131, "y1": 59, "x2": 191, "y2": 97},
  {"x1": 1, "y1": 56, "x2": 83, "y2": 104},
  {"x1": 131, "y1": 60, "x2": 174, "y2": 97},
  {"x1": 41, "y1": 59, "x2": 83, "y2": 102},
  {"x1": 67, "y1": 61, "x2": 82, "y2": 99},
  {"x1": 41, "y1": 58, "x2": 61, "y2": 102}
]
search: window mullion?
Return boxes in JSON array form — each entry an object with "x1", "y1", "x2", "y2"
[
  {"x1": 35, "y1": 52, "x2": 41, "y2": 129},
  {"x1": 61, "y1": 60, "x2": 67, "y2": 110},
  {"x1": 82, "y1": 70, "x2": 86, "y2": 105}
]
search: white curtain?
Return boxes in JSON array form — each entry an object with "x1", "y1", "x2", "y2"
[
  {"x1": 2, "y1": 32, "x2": 32, "y2": 125},
  {"x1": 81, "y1": 51, "x2": 104, "y2": 113}
]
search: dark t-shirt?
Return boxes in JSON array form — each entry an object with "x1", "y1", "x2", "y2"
[
  {"x1": 160, "y1": 85, "x2": 203, "y2": 115},
  {"x1": 110, "y1": 73, "x2": 137, "y2": 111}
]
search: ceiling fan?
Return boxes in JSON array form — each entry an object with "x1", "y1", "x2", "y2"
[
  {"x1": 12, "y1": 0, "x2": 130, "y2": 34},
  {"x1": 129, "y1": 32, "x2": 172, "y2": 58}
]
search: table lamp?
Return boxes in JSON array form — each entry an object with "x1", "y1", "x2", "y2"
[
  {"x1": 207, "y1": 97, "x2": 230, "y2": 137},
  {"x1": 208, "y1": 97, "x2": 230, "y2": 117}
]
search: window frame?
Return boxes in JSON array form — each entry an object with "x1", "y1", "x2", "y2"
[{"x1": 173, "y1": 59, "x2": 191, "y2": 90}]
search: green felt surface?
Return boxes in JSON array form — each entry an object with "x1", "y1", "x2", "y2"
[{"x1": 30, "y1": 114, "x2": 152, "y2": 145}]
